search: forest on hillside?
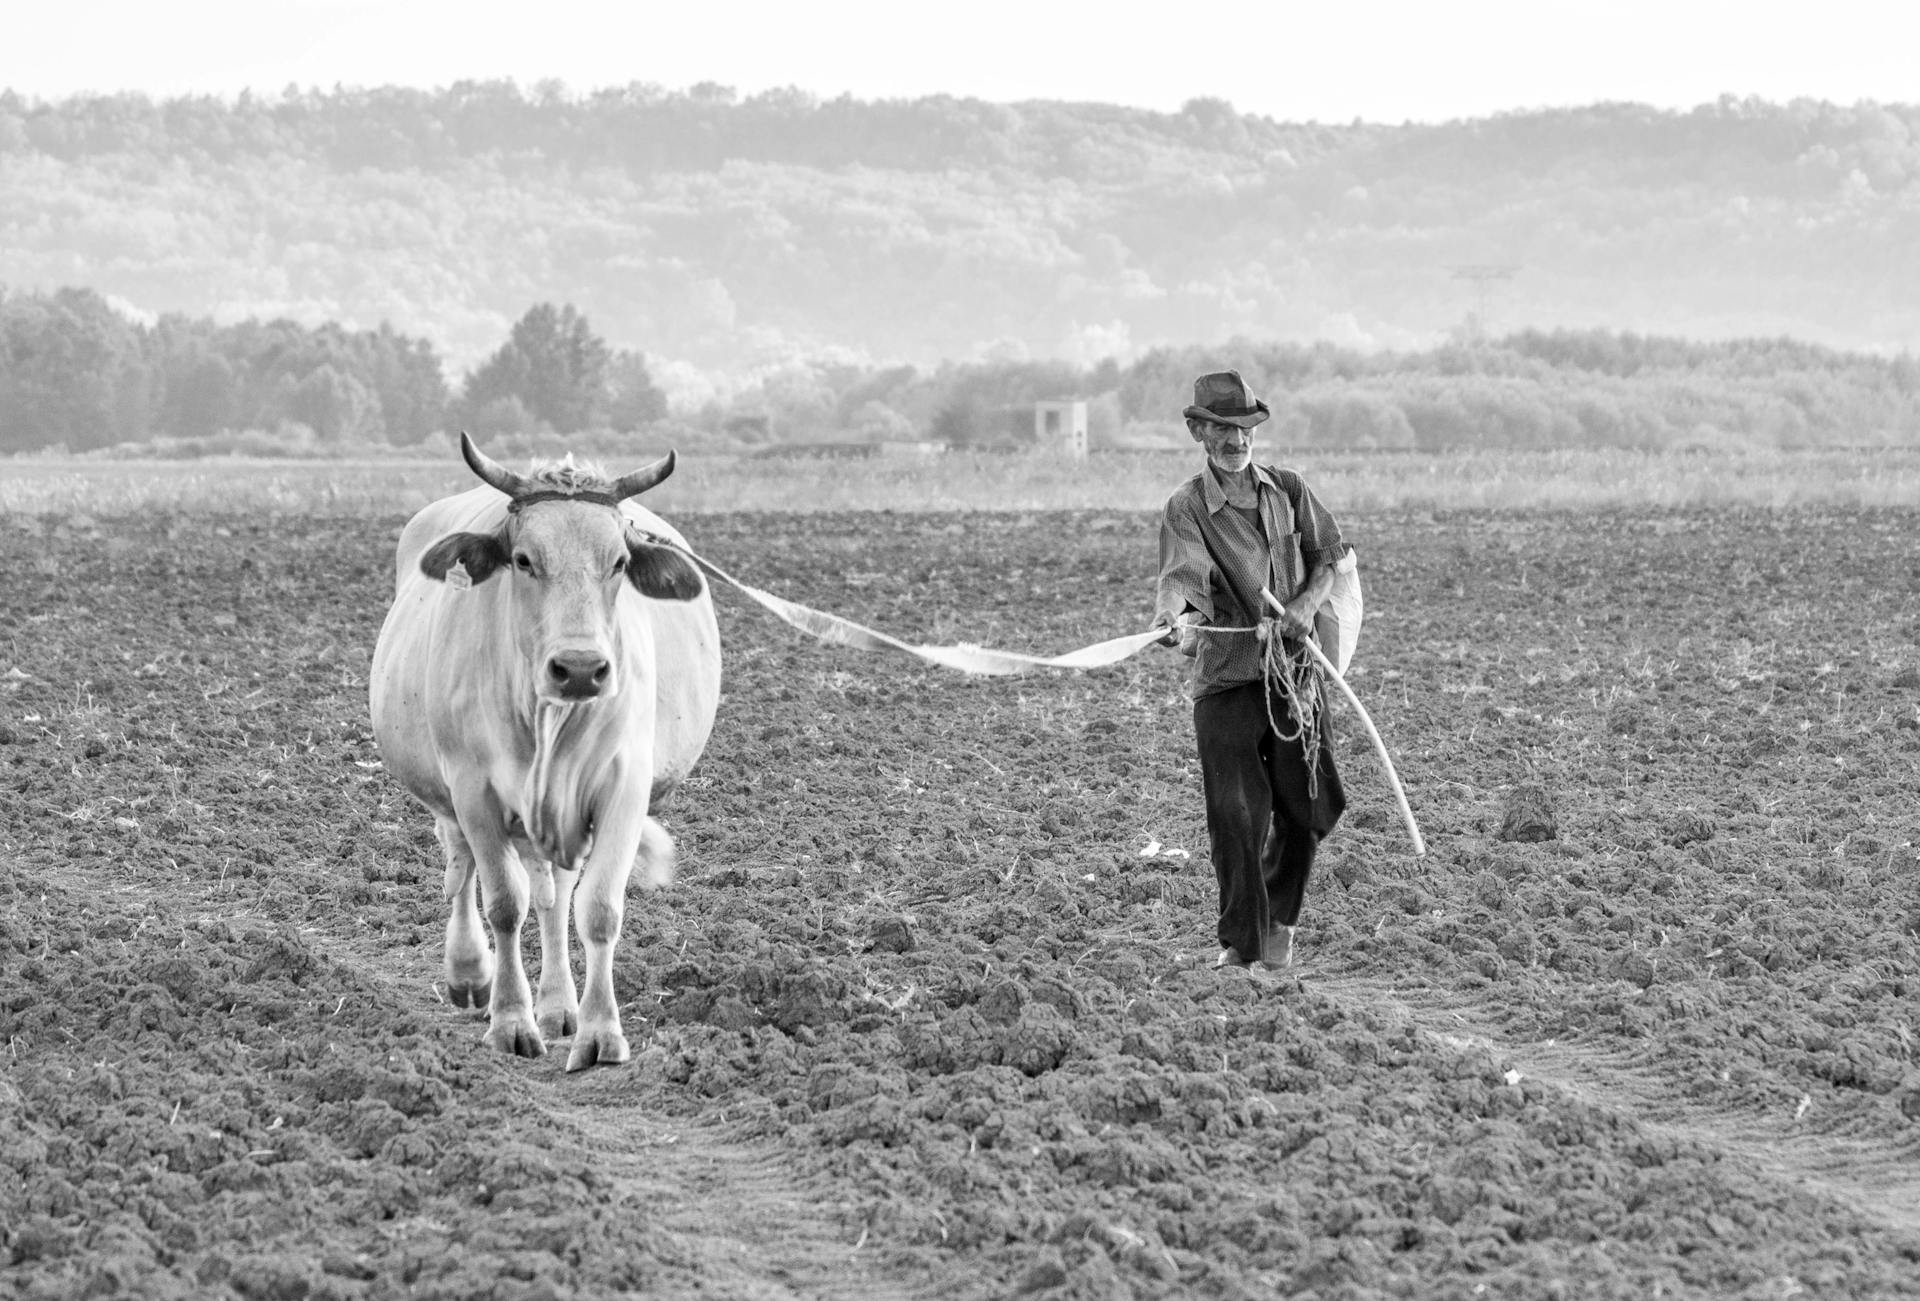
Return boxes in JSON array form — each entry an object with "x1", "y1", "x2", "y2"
[
  {"x1": 5, "y1": 283, "x2": 1917, "y2": 456},
  {"x1": 1, "y1": 84, "x2": 1917, "y2": 383}
]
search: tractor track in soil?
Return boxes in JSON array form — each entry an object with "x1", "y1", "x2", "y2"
[
  {"x1": 1310, "y1": 971, "x2": 1920, "y2": 1242},
  {"x1": 70, "y1": 860, "x2": 948, "y2": 1301},
  {"x1": 552, "y1": 1081, "x2": 938, "y2": 1301}
]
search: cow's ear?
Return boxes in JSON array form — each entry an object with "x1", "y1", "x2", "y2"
[
  {"x1": 625, "y1": 540, "x2": 704, "y2": 601},
  {"x1": 420, "y1": 531, "x2": 510, "y2": 584}
]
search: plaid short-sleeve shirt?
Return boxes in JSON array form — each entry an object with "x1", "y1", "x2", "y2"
[{"x1": 1156, "y1": 462, "x2": 1349, "y2": 698}]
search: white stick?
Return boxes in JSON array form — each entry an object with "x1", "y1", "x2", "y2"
[{"x1": 1262, "y1": 590, "x2": 1427, "y2": 856}]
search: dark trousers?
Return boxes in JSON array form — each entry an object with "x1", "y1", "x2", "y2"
[{"x1": 1194, "y1": 678, "x2": 1345, "y2": 962}]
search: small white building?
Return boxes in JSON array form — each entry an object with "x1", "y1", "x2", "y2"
[{"x1": 1033, "y1": 400, "x2": 1089, "y2": 457}]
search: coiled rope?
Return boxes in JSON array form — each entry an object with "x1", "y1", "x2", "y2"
[{"x1": 1258, "y1": 621, "x2": 1328, "y2": 796}]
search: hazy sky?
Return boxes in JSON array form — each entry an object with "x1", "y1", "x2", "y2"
[{"x1": 11, "y1": 0, "x2": 1913, "y2": 122}]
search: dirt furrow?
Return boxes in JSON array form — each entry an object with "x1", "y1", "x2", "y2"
[
  {"x1": 68, "y1": 862, "x2": 948, "y2": 1300},
  {"x1": 1311, "y1": 971, "x2": 1920, "y2": 1239},
  {"x1": 555, "y1": 1080, "x2": 937, "y2": 1301},
  {"x1": 330, "y1": 933, "x2": 945, "y2": 1301}
]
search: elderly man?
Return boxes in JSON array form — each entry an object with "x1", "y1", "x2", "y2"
[{"x1": 1154, "y1": 369, "x2": 1349, "y2": 972}]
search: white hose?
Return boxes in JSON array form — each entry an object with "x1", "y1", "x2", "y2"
[{"x1": 1262, "y1": 590, "x2": 1427, "y2": 856}]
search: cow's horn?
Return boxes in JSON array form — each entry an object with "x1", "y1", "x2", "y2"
[
  {"x1": 460, "y1": 431, "x2": 535, "y2": 498},
  {"x1": 609, "y1": 450, "x2": 677, "y2": 501}
]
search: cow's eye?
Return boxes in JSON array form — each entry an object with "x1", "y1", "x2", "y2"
[
  {"x1": 611, "y1": 555, "x2": 628, "y2": 578},
  {"x1": 514, "y1": 553, "x2": 534, "y2": 574}
]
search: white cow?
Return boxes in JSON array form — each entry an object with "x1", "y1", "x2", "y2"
[{"x1": 370, "y1": 434, "x2": 721, "y2": 1070}]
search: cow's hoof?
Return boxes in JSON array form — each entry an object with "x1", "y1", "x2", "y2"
[
  {"x1": 484, "y1": 1017, "x2": 547, "y2": 1059},
  {"x1": 537, "y1": 1006, "x2": 578, "y2": 1040},
  {"x1": 447, "y1": 979, "x2": 492, "y2": 1010},
  {"x1": 565, "y1": 1028, "x2": 630, "y2": 1072}
]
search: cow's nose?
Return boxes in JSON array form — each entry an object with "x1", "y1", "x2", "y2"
[{"x1": 546, "y1": 650, "x2": 611, "y2": 699}]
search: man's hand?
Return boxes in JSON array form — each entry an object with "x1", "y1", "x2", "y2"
[
  {"x1": 1175, "y1": 611, "x2": 1204, "y2": 656},
  {"x1": 1156, "y1": 610, "x2": 1204, "y2": 652},
  {"x1": 1272, "y1": 598, "x2": 1313, "y2": 640}
]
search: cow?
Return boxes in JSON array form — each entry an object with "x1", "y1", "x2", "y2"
[{"x1": 369, "y1": 433, "x2": 721, "y2": 1070}]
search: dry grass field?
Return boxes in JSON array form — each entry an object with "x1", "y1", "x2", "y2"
[
  {"x1": 4, "y1": 445, "x2": 1919, "y2": 515},
  {"x1": 2, "y1": 449, "x2": 1918, "y2": 1298}
]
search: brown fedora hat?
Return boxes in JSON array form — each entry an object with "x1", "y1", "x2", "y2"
[{"x1": 1182, "y1": 369, "x2": 1270, "y2": 428}]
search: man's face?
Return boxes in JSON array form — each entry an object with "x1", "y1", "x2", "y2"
[{"x1": 1191, "y1": 418, "x2": 1254, "y2": 473}]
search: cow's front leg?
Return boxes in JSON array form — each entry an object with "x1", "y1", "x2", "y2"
[
  {"x1": 567, "y1": 817, "x2": 671, "y2": 1071},
  {"x1": 459, "y1": 809, "x2": 544, "y2": 1058},
  {"x1": 437, "y1": 818, "x2": 494, "y2": 1010},
  {"x1": 533, "y1": 864, "x2": 580, "y2": 1040}
]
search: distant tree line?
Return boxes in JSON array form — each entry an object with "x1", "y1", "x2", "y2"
[
  {"x1": 1116, "y1": 333, "x2": 1920, "y2": 451},
  {"x1": 699, "y1": 331, "x2": 1920, "y2": 453},
  {"x1": 0, "y1": 287, "x2": 666, "y2": 454},
  {"x1": 5, "y1": 281, "x2": 1914, "y2": 455}
]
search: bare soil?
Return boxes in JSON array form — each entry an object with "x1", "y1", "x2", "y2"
[{"x1": 3, "y1": 505, "x2": 1919, "y2": 1299}]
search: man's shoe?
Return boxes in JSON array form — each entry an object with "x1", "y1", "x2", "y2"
[
  {"x1": 1260, "y1": 925, "x2": 1295, "y2": 969},
  {"x1": 1214, "y1": 947, "x2": 1249, "y2": 970}
]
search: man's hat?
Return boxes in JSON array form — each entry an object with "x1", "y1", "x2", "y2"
[{"x1": 1182, "y1": 369, "x2": 1270, "y2": 428}]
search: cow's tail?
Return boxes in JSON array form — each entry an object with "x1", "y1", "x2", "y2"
[{"x1": 635, "y1": 816, "x2": 675, "y2": 891}]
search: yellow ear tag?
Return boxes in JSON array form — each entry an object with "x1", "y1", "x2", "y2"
[{"x1": 446, "y1": 560, "x2": 472, "y2": 591}]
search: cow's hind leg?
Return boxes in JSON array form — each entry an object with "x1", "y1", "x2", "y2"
[
  {"x1": 533, "y1": 863, "x2": 580, "y2": 1040},
  {"x1": 438, "y1": 818, "x2": 494, "y2": 1010}
]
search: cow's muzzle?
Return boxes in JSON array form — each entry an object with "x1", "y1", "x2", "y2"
[{"x1": 545, "y1": 649, "x2": 613, "y2": 701}]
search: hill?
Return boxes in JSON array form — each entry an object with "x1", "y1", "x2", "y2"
[{"x1": 2, "y1": 85, "x2": 1917, "y2": 390}]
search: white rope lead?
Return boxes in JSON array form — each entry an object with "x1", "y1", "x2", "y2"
[
  {"x1": 654, "y1": 538, "x2": 1426, "y2": 856},
  {"x1": 665, "y1": 541, "x2": 1169, "y2": 675}
]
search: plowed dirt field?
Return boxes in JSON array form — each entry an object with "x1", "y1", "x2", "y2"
[{"x1": 4, "y1": 504, "x2": 1919, "y2": 1300}]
